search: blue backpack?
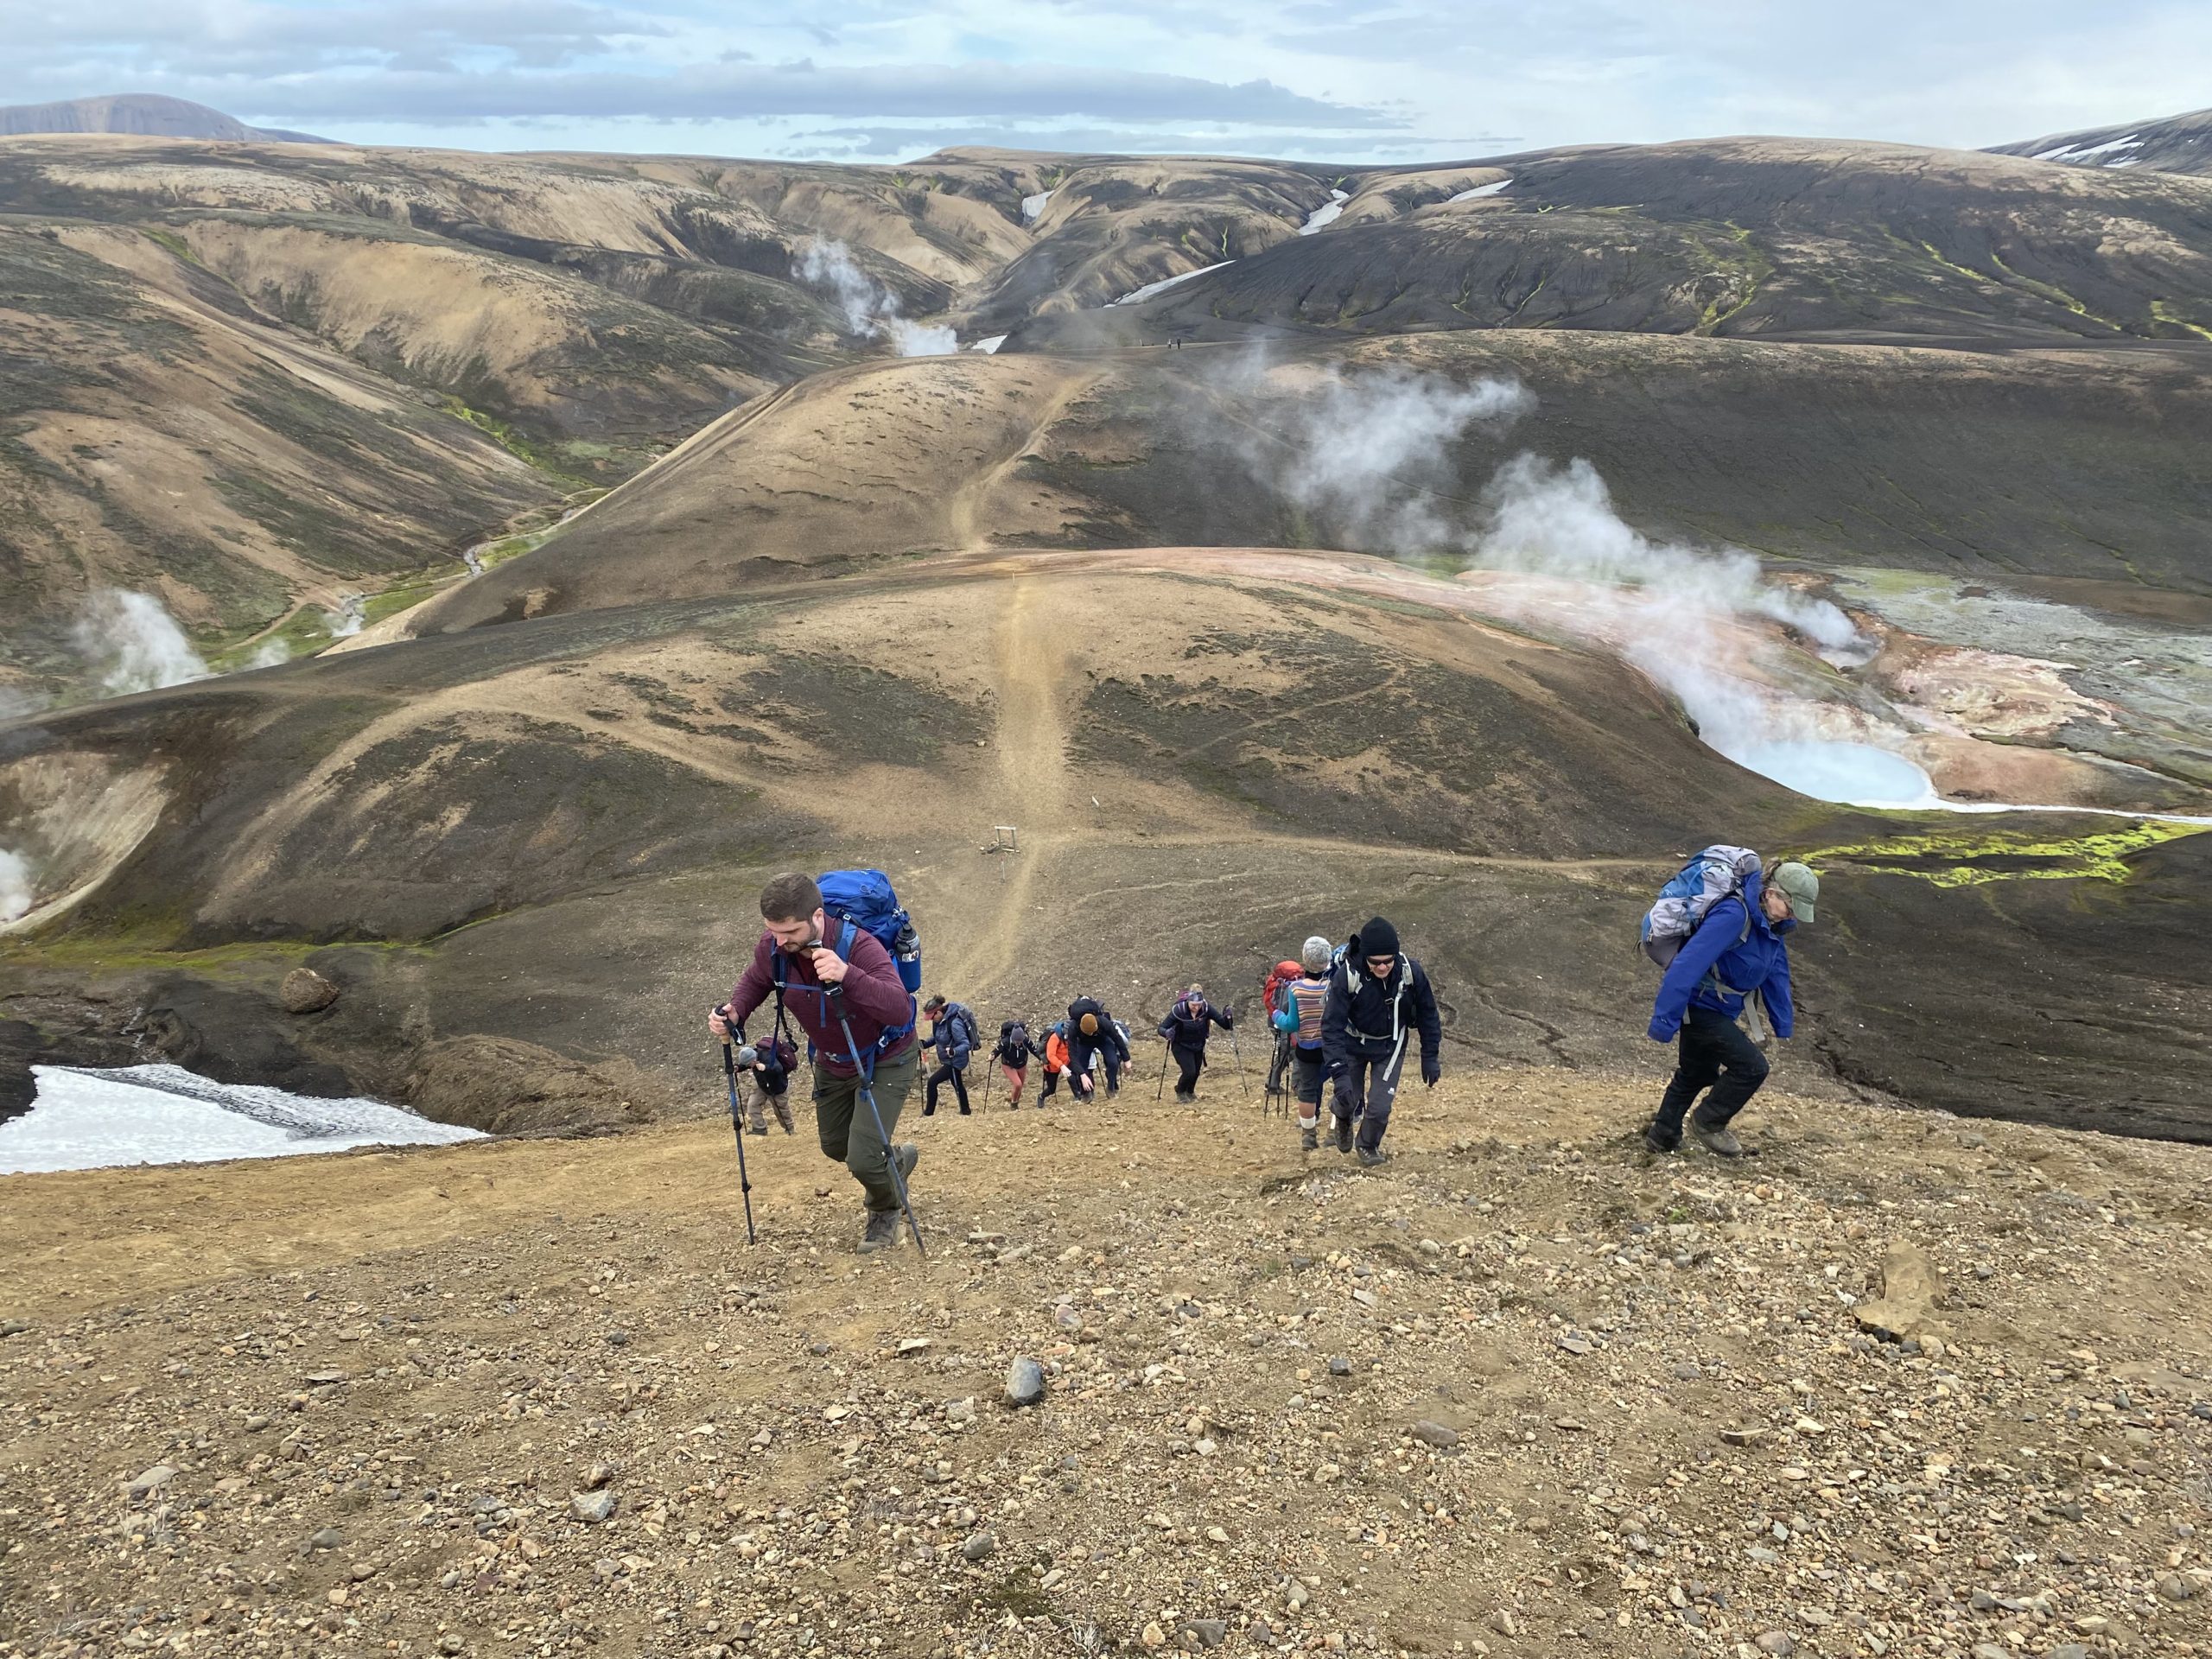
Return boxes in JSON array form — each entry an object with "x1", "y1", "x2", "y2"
[
  {"x1": 770, "y1": 869, "x2": 922, "y2": 1067},
  {"x1": 1640, "y1": 846, "x2": 1760, "y2": 970},
  {"x1": 817, "y1": 868, "x2": 923, "y2": 992}
]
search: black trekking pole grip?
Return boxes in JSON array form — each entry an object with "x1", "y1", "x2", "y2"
[
  {"x1": 824, "y1": 983, "x2": 926, "y2": 1255},
  {"x1": 721, "y1": 1040, "x2": 758, "y2": 1246}
]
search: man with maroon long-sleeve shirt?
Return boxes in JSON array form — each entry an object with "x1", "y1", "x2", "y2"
[{"x1": 709, "y1": 872, "x2": 921, "y2": 1253}]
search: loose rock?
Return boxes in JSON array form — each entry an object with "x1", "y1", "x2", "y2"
[
  {"x1": 280, "y1": 968, "x2": 340, "y2": 1014},
  {"x1": 1005, "y1": 1355, "x2": 1046, "y2": 1408},
  {"x1": 571, "y1": 1490, "x2": 617, "y2": 1524}
]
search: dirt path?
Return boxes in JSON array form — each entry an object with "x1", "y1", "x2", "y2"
[
  {"x1": 944, "y1": 371, "x2": 1094, "y2": 555},
  {"x1": 938, "y1": 575, "x2": 1073, "y2": 1000}
]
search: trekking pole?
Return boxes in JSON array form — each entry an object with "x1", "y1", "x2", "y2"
[
  {"x1": 1227, "y1": 1025, "x2": 1249, "y2": 1101},
  {"x1": 823, "y1": 985, "x2": 926, "y2": 1255},
  {"x1": 720, "y1": 1042, "x2": 758, "y2": 1246},
  {"x1": 1154, "y1": 1038, "x2": 1170, "y2": 1103}
]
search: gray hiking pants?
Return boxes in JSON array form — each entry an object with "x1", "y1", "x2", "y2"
[{"x1": 812, "y1": 1050, "x2": 918, "y2": 1211}]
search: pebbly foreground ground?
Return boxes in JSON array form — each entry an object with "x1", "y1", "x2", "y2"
[{"x1": 1, "y1": 1069, "x2": 2209, "y2": 1659}]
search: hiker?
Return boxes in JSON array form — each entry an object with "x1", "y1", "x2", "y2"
[
  {"x1": 1321, "y1": 916, "x2": 1442, "y2": 1166},
  {"x1": 709, "y1": 871, "x2": 921, "y2": 1253},
  {"x1": 1274, "y1": 937, "x2": 1333, "y2": 1148},
  {"x1": 994, "y1": 1017, "x2": 1039, "y2": 1109},
  {"x1": 1260, "y1": 957, "x2": 1303, "y2": 1101},
  {"x1": 1065, "y1": 996, "x2": 1129, "y2": 1099},
  {"x1": 731, "y1": 1039, "x2": 798, "y2": 1136},
  {"x1": 1644, "y1": 861, "x2": 1816, "y2": 1158},
  {"x1": 1038, "y1": 1021, "x2": 1074, "y2": 1101},
  {"x1": 921, "y1": 994, "x2": 978, "y2": 1117},
  {"x1": 1157, "y1": 984, "x2": 1234, "y2": 1102}
]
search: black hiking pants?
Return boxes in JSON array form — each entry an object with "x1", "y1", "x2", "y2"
[
  {"x1": 1172, "y1": 1042, "x2": 1206, "y2": 1096},
  {"x1": 1334, "y1": 1040, "x2": 1408, "y2": 1154},
  {"x1": 924, "y1": 1062, "x2": 971, "y2": 1116},
  {"x1": 1652, "y1": 1007, "x2": 1770, "y2": 1142},
  {"x1": 1067, "y1": 1038, "x2": 1121, "y2": 1096}
]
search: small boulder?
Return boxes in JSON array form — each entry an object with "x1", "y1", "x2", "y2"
[
  {"x1": 1409, "y1": 1421, "x2": 1460, "y2": 1449},
  {"x1": 1185, "y1": 1618, "x2": 1227, "y2": 1648},
  {"x1": 1853, "y1": 1240, "x2": 1945, "y2": 1342},
  {"x1": 1005, "y1": 1356, "x2": 1046, "y2": 1408},
  {"x1": 280, "y1": 969, "x2": 340, "y2": 1015},
  {"x1": 126, "y1": 1464, "x2": 178, "y2": 1500},
  {"x1": 961, "y1": 1529, "x2": 997, "y2": 1562},
  {"x1": 571, "y1": 1490, "x2": 617, "y2": 1524}
]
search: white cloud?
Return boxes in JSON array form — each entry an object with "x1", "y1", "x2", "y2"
[{"x1": 3, "y1": 0, "x2": 2209, "y2": 163}]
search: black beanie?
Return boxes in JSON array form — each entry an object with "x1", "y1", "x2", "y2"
[{"x1": 1358, "y1": 916, "x2": 1400, "y2": 958}]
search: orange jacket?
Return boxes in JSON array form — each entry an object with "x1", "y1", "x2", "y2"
[{"x1": 1043, "y1": 1031, "x2": 1070, "y2": 1074}]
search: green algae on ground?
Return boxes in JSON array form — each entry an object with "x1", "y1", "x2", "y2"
[{"x1": 1795, "y1": 820, "x2": 2208, "y2": 887}]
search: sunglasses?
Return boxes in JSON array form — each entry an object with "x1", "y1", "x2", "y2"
[{"x1": 1364, "y1": 954, "x2": 1396, "y2": 970}]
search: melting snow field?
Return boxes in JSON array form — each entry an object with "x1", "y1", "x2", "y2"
[
  {"x1": 1448, "y1": 178, "x2": 1512, "y2": 202},
  {"x1": 969, "y1": 334, "x2": 1009, "y2": 353},
  {"x1": 1021, "y1": 189, "x2": 1053, "y2": 223},
  {"x1": 1109, "y1": 261, "x2": 1234, "y2": 306},
  {"x1": 1300, "y1": 189, "x2": 1350, "y2": 234},
  {"x1": 0, "y1": 1065, "x2": 484, "y2": 1175}
]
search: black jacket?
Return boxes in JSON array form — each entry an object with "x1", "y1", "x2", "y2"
[
  {"x1": 995, "y1": 1020, "x2": 1039, "y2": 1066},
  {"x1": 1157, "y1": 997, "x2": 1232, "y2": 1052},
  {"x1": 1320, "y1": 955, "x2": 1441, "y2": 1076},
  {"x1": 1066, "y1": 997, "x2": 1130, "y2": 1060}
]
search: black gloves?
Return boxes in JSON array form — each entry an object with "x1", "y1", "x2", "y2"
[{"x1": 1421, "y1": 1054, "x2": 1440, "y2": 1088}]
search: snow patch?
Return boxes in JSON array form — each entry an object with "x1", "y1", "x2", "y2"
[
  {"x1": 969, "y1": 334, "x2": 1009, "y2": 354},
  {"x1": 1300, "y1": 188, "x2": 1351, "y2": 234},
  {"x1": 2034, "y1": 134, "x2": 2143, "y2": 165},
  {"x1": 1448, "y1": 178, "x2": 1512, "y2": 202},
  {"x1": 0, "y1": 1065, "x2": 485, "y2": 1175},
  {"x1": 1109, "y1": 260, "x2": 1235, "y2": 307},
  {"x1": 1021, "y1": 189, "x2": 1053, "y2": 223}
]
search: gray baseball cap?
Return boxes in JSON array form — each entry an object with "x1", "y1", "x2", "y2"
[{"x1": 1770, "y1": 861, "x2": 1819, "y2": 925}]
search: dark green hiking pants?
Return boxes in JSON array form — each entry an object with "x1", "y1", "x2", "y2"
[{"x1": 812, "y1": 1049, "x2": 918, "y2": 1211}]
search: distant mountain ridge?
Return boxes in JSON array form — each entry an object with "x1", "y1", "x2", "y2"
[
  {"x1": 1988, "y1": 105, "x2": 2212, "y2": 175},
  {"x1": 0, "y1": 92, "x2": 329, "y2": 144}
]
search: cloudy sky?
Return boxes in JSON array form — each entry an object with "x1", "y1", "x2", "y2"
[{"x1": 6, "y1": 1, "x2": 2208, "y2": 161}]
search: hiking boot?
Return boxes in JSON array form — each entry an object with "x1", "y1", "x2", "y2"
[
  {"x1": 1300, "y1": 1124, "x2": 1319, "y2": 1151},
  {"x1": 1174, "y1": 1088, "x2": 1196, "y2": 1103},
  {"x1": 1643, "y1": 1123, "x2": 1680, "y2": 1155},
  {"x1": 1689, "y1": 1115, "x2": 1744, "y2": 1158},
  {"x1": 857, "y1": 1210, "x2": 899, "y2": 1253},
  {"x1": 1357, "y1": 1146, "x2": 1388, "y2": 1168},
  {"x1": 1333, "y1": 1115, "x2": 1354, "y2": 1154},
  {"x1": 747, "y1": 1121, "x2": 767, "y2": 1137}
]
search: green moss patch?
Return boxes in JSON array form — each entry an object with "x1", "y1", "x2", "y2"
[{"x1": 1796, "y1": 820, "x2": 2209, "y2": 887}]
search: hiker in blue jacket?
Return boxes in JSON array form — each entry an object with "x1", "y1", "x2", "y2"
[
  {"x1": 921, "y1": 994, "x2": 977, "y2": 1116},
  {"x1": 1644, "y1": 861, "x2": 1819, "y2": 1158}
]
